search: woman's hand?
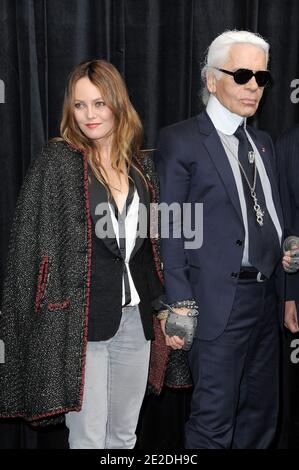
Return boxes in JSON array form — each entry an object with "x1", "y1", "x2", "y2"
[{"x1": 159, "y1": 307, "x2": 189, "y2": 350}]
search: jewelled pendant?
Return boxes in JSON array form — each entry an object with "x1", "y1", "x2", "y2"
[
  {"x1": 252, "y1": 192, "x2": 264, "y2": 226},
  {"x1": 248, "y1": 150, "x2": 255, "y2": 164},
  {"x1": 255, "y1": 206, "x2": 264, "y2": 226}
]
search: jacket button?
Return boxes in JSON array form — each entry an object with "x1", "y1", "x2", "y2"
[
  {"x1": 231, "y1": 272, "x2": 238, "y2": 278},
  {"x1": 236, "y1": 240, "x2": 243, "y2": 246},
  {"x1": 114, "y1": 257, "x2": 122, "y2": 263}
]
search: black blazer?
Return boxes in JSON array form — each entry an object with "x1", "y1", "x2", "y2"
[
  {"x1": 88, "y1": 161, "x2": 163, "y2": 341},
  {"x1": 276, "y1": 125, "x2": 299, "y2": 302}
]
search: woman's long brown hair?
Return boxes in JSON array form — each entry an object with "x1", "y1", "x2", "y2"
[{"x1": 58, "y1": 59, "x2": 145, "y2": 192}]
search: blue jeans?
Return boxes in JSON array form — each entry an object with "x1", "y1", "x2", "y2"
[{"x1": 66, "y1": 305, "x2": 151, "y2": 449}]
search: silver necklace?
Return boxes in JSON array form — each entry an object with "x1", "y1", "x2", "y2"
[{"x1": 221, "y1": 138, "x2": 264, "y2": 226}]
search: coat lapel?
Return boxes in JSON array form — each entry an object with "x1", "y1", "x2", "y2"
[
  {"x1": 247, "y1": 128, "x2": 284, "y2": 230},
  {"x1": 197, "y1": 111, "x2": 244, "y2": 223}
]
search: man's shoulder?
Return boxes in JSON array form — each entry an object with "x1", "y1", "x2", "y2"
[{"x1": 158, "y1": 113, "x2": 203, "y2": 140}]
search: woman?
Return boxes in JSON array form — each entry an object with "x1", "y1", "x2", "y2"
[{"x1": 0, "y1": 60, "x2": 164, "y2": 449}]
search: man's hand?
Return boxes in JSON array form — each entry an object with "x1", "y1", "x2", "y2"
[
  {"x1": 282, "y1": 249, "x2": 299, "y2": 272},
  {"x1": 282, "y1": 251, "x2": 291, "y2": 271},
  {"x1": 284, "y1": 300, "x2": 299, "y2": 333}
]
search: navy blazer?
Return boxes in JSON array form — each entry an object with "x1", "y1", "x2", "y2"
[
  {"x1": 276, "y1": 125, "x2": 299, "y2": 303},
  {"x1": 155, "y1": 110, "x2": 284, "y2": 340}
]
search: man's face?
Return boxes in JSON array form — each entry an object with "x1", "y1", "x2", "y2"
[{"x1": 207, "y1": 43, "x2": 267, "y2": 117}]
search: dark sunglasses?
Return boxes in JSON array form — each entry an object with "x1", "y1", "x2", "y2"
[{"x1": 214, "y1": 67, "x2": 272, "y2": 87}]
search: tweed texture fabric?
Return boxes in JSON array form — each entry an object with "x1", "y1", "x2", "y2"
[{"x1": 0, "y1": 141, "x2": 93, "y2": 425}]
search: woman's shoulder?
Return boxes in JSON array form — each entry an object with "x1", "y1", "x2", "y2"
[
  {"x1": 24, "y1": 140, "x2": 85, "y2": 184},
  {"x1": 35, "y1": 139, "x2": 84, "y2": 171},
  {"x1": 43, "y1": 139, "x2": 83, "y2": 158}
]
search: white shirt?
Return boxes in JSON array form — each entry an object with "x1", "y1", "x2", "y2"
[
  {"x1": 108, "y1": 189, "x2": 140, "y2": 306},
  {"x1": 206, "y1": 95, "x2": 282, "y2": 265}
]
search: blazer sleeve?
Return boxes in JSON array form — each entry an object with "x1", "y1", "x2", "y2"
[
  {"x1": 276, "y1": 129, "x2": 299, "y2": 302},
  {"x1": 155, "y1": 127, "x2": 194, "y2": 304}
]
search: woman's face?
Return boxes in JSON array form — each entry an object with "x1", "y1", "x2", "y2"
[{"x1": 73, "y1": 76, "x2": 115, "y2": 145}]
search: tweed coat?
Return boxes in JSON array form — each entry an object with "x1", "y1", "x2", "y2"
[{"x1": 0, "y1": 141, "x2": 173, "y2": 426}]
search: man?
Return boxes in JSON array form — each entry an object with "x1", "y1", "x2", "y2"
[
  {"x1": 155, "y1": 30, "x2": 283, "y2": 449},
  {"x1": 276, "y1": 128, "x2": 299, "y2": 450},
  {"x1": 276, "y1": 127, "x2": 299, "y2": 333}
]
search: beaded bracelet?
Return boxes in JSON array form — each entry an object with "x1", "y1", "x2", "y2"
[{"x1": 169, "y1": 299, "x2": 198, "y2": 310}]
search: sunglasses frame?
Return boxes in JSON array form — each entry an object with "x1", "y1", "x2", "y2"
[{"x1": 214, "y1": 67, "x2": 272, "y2": 87}]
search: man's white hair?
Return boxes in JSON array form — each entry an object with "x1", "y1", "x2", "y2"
[{"x1": 201, "y1": 30, "x2": 270, "y2": 105}]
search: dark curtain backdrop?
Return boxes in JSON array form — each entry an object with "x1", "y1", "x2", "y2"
[{"x1": 1, "y1": 0, "x2": 299, "y2": 449}]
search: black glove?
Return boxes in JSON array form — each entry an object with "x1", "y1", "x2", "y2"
[{"x1": 163, "y1": 303, "x2": 198, "y2": 351}]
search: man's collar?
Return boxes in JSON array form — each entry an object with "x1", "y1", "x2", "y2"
[{"x1": 206, "y1": 94, "x2": 246, "y2": 135}]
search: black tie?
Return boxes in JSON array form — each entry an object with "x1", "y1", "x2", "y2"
[{"x1": 234, "y1": 126, "x2": 280, "y2": 278}]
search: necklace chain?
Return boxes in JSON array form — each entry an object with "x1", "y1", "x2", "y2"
[{"x1": 221, "y1": 137, "x2": 264, "y2": 226}]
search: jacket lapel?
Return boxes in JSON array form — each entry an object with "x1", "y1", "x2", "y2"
[
  {"x1": 247, "y1": 128, "x2": 284, "y2": 230},
  {"x1": 88, "y1": 162, "x2": 150, "y2": 260},
  {"x1": 88, "y1": 169, "x2": 121, "y2": 257},
  {"x1": 129, "y1": 163, "x2": 150, "y2": 260},
  {"x1": 197, "y1": 111, "x2": 243, "y2": 223}
]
